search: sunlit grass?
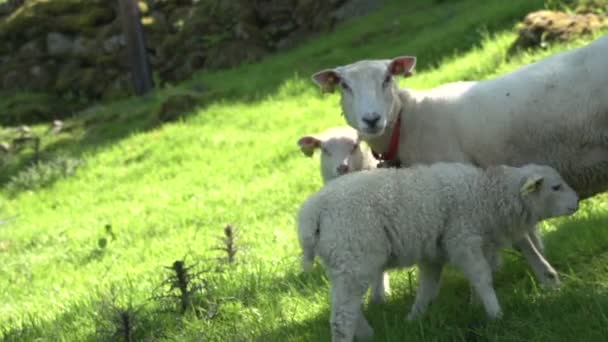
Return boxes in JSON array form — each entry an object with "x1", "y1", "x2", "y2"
[{"x1": 1, "y1": 0, "x2": 608, "y2": 340}]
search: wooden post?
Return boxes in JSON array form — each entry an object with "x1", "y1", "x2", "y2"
[{"x1": 118, "y1": 0, "x2": 154, "y2": 96}]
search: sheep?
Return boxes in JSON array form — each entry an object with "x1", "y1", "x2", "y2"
[
  {"x1": 297, "y1": 126, "x2": 377, "y2": 183},
  {"x1": 310, "y1": 33, "x2": 608, "y2": 288},
  {"x1": 297, "y1": 126, "x2": 391, "y2": 303},
  {"x1": 298, "y1": 163, "x2": 579, "y2": 341}
]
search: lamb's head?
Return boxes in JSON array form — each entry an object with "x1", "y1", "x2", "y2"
[
  {"x1": 297, "y1": 126, "x2": 367, "y2": 183},
  {"x1": 517, "y1": 164, "x2": 579, "y2": 221},
  {"x1": 311, "y1": 56, "x2": 416, "y2": 137}
]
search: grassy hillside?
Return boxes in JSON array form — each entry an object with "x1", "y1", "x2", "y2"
[{"x1": 2, "y1": 0, "x2": 608, "y2": 340}]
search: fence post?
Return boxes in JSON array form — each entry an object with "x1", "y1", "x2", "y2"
[{"x1": 118, "y1": 0, "x2": 154, "y2": 96}]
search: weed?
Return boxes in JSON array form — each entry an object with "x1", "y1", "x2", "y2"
[
  {"x1": 214, "y1": 224, "x2": 239, "y2": 264},
  {"x1": 155, "y1": 259, "x2": 220, "y2": 318}
]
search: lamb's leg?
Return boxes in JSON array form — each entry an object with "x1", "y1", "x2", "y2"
[
  {"x1": 451, "y1": 247, "x2": 502, "y2": 319},
  {"x1": 469, "y1": 249, "x2": 501, "y2": 305},
  {"x1": 406, "y1": 262, "x2": 444, "y2": 320},
  {"x1": 514, "y1": 234, "x2": 560, "y2": 288},
  {"x1": 370, "y1": 271, "x2": 390, "y2": 304},
  {"x1": 330, "y1": 274, "x2": 373, "y2": 342}
]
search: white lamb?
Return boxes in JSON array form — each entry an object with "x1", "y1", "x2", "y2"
[
  {"x1": 298, "y1": 163, "x2": 579, "y2": 341},
  {"x1": 297, "y1": 126, "x2": 377, "y2": 183},
  {"x1": 311, "y1": 33, "x2": 608, "y2": 287},
  {"x1": 297, "y1": 126, "x2": 390, "y2": 303}
]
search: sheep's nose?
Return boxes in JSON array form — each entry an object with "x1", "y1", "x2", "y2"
[
  {"x1": 362, "y1": 114, "x2": 381, "y2": 128},
  {"x1": 336, "y1": 164, "x2": 349, "y2": 175}
]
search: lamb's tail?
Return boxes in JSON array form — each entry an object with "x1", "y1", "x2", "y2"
[{"x1": 297, "y1": 197, "x2": 321, "y2": 272}]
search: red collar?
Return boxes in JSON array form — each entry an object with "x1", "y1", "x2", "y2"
[{"x1": 372, "y1": 112, "x2": 401, "y2": 161}]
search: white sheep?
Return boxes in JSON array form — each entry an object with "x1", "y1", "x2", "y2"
[
  {"x1": 297, "y1": 126, "x2": 377, "y2": 183},
  {"x1": 297, "y1": 126, "x2": 390, "y2": 303},
  {"x1": 310, "y1": 33, "x2": 608, "y2": 287},
  {"x1": 298, "y1": 163, "x2": 579, "y2": 341}
]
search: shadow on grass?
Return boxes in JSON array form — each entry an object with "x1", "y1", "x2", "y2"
[
  {"x1": 254, "y1": 209, "x2": 608, "y2": 341},
  {"x1": 0, "y1": 297, "x2": 173, "y2": 342},
  {"x1": 0, "y1": 0, "x2": 544, "y2": 194}
]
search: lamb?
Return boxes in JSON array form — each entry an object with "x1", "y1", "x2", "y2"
[
  {"x1": 297, "y1": 126, "x2": 377, "y2": 183},
  {"x1": 298, "y1": 163, "x2": 579, "y2": 341},
  {"x1": 297, "y1": 126, "x2": 391, "y2": 303},
  {"x1": 310, "y1": 33, "x2": 608, "y2": 287}
]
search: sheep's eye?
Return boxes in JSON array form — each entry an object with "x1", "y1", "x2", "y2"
[
  {"x1": 382, "y1": 74, "x2": 392, "y2": 87},
  {"x1": 551, "y1": 184, "x2": 562, "y2": 191},
  {"x1": 340, "y1": 81, "x2": 351, "y2": 92},
  {"x1": 351, "y1": 143, "x2": 359, "y2": 152},
  {"x1": 321, "y1": 147, "x2": 331, "y2": 156}
]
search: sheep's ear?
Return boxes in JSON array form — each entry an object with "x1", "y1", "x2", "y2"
[
  {"x1": 298, "y1": 136, "x2": 321, "y2": 157},
  {"x1": 388, "y1": 56, "x2": 416, "y2": 77},
  {"x1": 311, "y1": 69, "x2": 340, "y2": 93},
  {"x1": 520, "y1": 174, "x2": 544, "y2": 196}
]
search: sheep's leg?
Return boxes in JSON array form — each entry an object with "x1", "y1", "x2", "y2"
[
  {"x1": 527, "y1": 227, "x2": 545, "y2": 254},
  {"x1": 370, "y1": 271, "x2": 390, "y2": 304},
  {"x1": 514, "y1": 234, "x2": 560, "y2": 288},
  {"x1": 406, "y1": 262, "x2": 444, "y2": 320},
  {"x1": 452, "y1": 247, "x2": 502, "y2": 319},
  {"x1": 329, "y1": 274, "x2": 373, "y2": 342},
  {"x1": 469, "y1": 249, "x2": 501, "y2": 305}
]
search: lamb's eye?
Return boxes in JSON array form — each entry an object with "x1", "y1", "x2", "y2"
[
  {"x1": 351, "y1": 143, "x2": 359, "y2": 153},
  {"x1": 321, "y1": 147, "x2": 331, "y2": 156},
  {"x1": 551, "y1": 184, "x2": 562, "y2": 191},
  {"x1": 382, "y1": 74, "x2": 392, "y2": 87},
  {"x1": 340, "y1": 81, "x2": 351, "y2": 92}
]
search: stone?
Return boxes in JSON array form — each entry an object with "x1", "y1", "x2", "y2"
[
  {"x1": 18, "y1": 39, "x2": 45, "y2": 58},
  {"x1": 46, "y1": 32, "x2": 74, "y2": 56},
  {"x1": 511, "y1": 10, "x2": 606, "y2": 51},
  {"x1": 72, "y1": 36, "x2": 93, "y2": 57},
  {"x1": 29, "y1": 65, "x2": 53, "y2": 90},
  {"x1": 156, "y1": 92, "x2": 201, "y2": 123},
  {"x1": 103, "y1": 34, "x2": 126, "y2": 54}
]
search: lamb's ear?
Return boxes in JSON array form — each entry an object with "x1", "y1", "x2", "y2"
[
  {"x1": 297, "y1": 136, "x2": 321, "y2": 157},
  {"x1": 388, "y1": 56, "x2": 417, "y2": 77},
  {"x1": 520, "y1": 174, "x2": 544, "y2": 196},
  {"x1": 311, "y1": 69, "x2": 340, "y2": 93}
]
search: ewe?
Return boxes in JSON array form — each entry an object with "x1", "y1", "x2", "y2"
[
  {"x1": 298, "y1": 163, "x2": 579, "y2": 342},
  {"x1": 311, "y1": 34, "x2": 608, "y2": 287}
]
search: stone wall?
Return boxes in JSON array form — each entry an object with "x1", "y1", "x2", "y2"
[{"x1": 0, "y1": 0, "x2": 384, "y2": 102}]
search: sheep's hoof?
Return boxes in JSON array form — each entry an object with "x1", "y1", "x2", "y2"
[{"x1": 542, "y1": 271, "x2": 561, "y2": 289}]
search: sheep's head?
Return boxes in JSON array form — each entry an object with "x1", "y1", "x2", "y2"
[
  {"x1": 311, "y1": 56, "x2": 416, "y2": 137},
  {"x1": 518, "y1": 164, "x2": 579, "y2": 221},
  {"x1": 297, "y1": 127, "x2": 367, "y2": 183}
]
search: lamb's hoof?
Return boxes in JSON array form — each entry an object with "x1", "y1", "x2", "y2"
[
  {"x1": 405, "y1": 311, "x2": 420, "y2": 321},
  {"x1": 488, "y1": 310, "x2": 503, "y2": 320}
]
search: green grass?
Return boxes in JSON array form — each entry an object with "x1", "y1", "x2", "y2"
[{"x1": 2, "y1": 0, "x2": 608, "y2": 340}]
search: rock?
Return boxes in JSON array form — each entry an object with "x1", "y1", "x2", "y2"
[
  {"x1": 47, "y1": 32, "x2": 74, "y2": 56},
  {"x1": 156, "y1": 92, "x2": 202, "y2": 123},
  {"x1": 205, "y1": 39, "x2": 268, "y2": 69},
  {"x1": 29, "y1": 65, "x2": 53, "y2": 90},
  {"x1": 511, "y1": 10, "x2": 607, "y2": 51},
  {"x1": 54, "y1": 62, "x2": 81, "y2": 92},
  {"x1": 18, "y1": 39, "x2": 45, "y2": 58},
  {"x1": 103, "y1": 34, "x2": 126, "y2": 54},
  {"x1": 2, "y1": 70, "x2": 20, "y2": 89},
  {"x1": 0, "y1": 2, "x2": 12, "y2": 16},
  {"x1": 72, "y1": 36, "x2": 93, "y2": 57}
]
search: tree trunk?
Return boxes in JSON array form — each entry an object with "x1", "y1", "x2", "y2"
[{"x1": 119, "y1": 0, "x2": 154, "y2": 96}]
